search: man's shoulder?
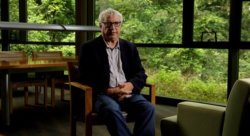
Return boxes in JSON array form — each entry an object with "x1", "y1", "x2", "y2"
[
  {"x1": 81, "y1": 36, "x2": 103, "y2": 48},
  {"x1": 119, "y1": 38, "x2": 137, "y2": 51},
  {"x1": 119, "y1": 38, "x2": 134, "y2": 45},
  {"x1": 84, "y1": 36, "x2": 102, "y2": 45},
  {"x1": 119, "y1": 38, "x2": 136, "y2": 49}
]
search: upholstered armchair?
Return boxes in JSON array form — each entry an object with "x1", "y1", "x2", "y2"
[{"x1": 161, "y1": 78, "x2": 250, "y2": 136}]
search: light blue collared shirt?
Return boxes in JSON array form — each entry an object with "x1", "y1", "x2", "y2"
[{"x1": 104, "y1": 40, "x2": 127, "y2": 87}]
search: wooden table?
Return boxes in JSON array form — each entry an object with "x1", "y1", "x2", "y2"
[{"x1": 0, "y1": 58, "x2": 76, "y2": 126}]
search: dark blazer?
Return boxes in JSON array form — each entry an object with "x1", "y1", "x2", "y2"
[{"x1": 79, "y1": 36, "x2": 147, "y2": 96}]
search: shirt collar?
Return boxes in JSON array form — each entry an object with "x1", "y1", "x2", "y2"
[{"x1": 102, "y1": 37, "x2": 120, "y2": 49}]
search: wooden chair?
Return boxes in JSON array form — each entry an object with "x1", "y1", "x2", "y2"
[
  {"x1": 0, "y1": 51, "x2": 48, "y2": 112},
  {"x1": 67, "y1": 61, "x2": 156, "y2": 136},
  {"x1": 32, "y1": 51, "x2": 68, "y2": 107}
]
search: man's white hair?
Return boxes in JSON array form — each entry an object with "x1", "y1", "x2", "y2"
[{"x1": 98, "y1": 8, "x2": 123, "y2": 23}]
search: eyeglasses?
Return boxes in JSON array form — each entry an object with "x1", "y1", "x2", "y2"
[{"x1": 102, "y1": 22, "x2": 122, "y2": 27}]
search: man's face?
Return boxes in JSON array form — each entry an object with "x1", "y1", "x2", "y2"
[{"x1": 100, "y1": 15, "x2": 122, "y2": 42}]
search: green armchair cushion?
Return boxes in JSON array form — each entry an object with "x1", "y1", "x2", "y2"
[
  {"x1": 161, "y1": 102, "x2": 225, "y2": 136},
  {"x1": 177, "y1": 102, "x2": 225, "y2": 136}
]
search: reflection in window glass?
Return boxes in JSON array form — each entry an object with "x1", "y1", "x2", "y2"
[
  {"x1": 193, "y1": 1, "x2": 229, "y2": 42},
  {"x1": 138, "y1": 47, "x2": 228, "y2": 104},
  {"x1": 241, "y1": 2, "x2": 250, "y2": 41},
  {"x1": 239, "y1": 49, "x2": 250, "y2": 78},
  {"x1": 96, "y1": 0, "x2": 183, "y2": 44}
]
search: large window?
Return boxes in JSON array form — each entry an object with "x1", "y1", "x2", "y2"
[
  {"x1": 138, "y1": 47, "x2": 228, "y2": 104},
  {"x1": 193, "y1": 0, "x2": 230, "y2": 42},
  {"x1": 96, "y1": 0, "x2": 183, "y2": 44},
  {"x1": 7, "y1": 0, "x2": 76, "y2": 56},
  {"x1": 95, "y1": 0, "x2": 230, "y2": 104}
]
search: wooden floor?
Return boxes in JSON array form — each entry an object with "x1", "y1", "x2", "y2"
[{"x1": 0, "y1": 88, "x2": 177, "y2": 136}]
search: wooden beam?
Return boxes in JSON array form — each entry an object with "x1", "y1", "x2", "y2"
[
  {"x1": 182, "y1": 0, "x2": 194, "y2": 44},
  {"x1": 1, "y1": 0, "x2": 10, "y2": 51},
  {"x1": 228, "y1": 0, "x2": 242, "y2": 97}
]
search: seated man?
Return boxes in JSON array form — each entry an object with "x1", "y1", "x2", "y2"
[{"x1": 79, "y1": 8, "x2": 155, "y2": 136}]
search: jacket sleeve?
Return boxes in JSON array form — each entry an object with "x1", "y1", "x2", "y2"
[{"x1": 121, "y1": 41, "x2": 147, "y2": 94}]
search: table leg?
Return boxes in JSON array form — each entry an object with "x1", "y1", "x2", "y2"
[{"x1": 1, "y1": 70, "x2": 10, "y2": 126}]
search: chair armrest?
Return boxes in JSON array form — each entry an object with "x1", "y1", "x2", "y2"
[
  {"x1": 145, "y1": 83, "x2": 156, "y2": 105},
  {"x1": 69, "y1": 82, "x2": 92, "y2": 92},
  {"x1": 161, "y1": 115, "x2": 179, "y2": 136},
  {"x1": 177, "y1": 101, "x2": 226, "y2": 136},
  {"x1": 69, "y1": 82, "x2": 93, "y2": 119}
]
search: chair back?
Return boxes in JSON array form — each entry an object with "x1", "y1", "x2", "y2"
[
  {"x1": 222, "y1": 78, "x2": 250, "y2": 136},
  {"x1": 32, "y1": 51, "x2": 64, "y2": 78},
  {"x1": 32, "y1": 51, "x2": 63, "y2": 60},
  {"x1": 0, "y1": 51, "x2": 28, "y2": 80},
  {"x1": 67, "y1": 61, "x2": 80, "y2": 82},
  {"x1": 0, "y1": 51, "x2": 26, "y2": 61}
]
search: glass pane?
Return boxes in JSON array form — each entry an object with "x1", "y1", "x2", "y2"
[
  {"x1": 193, "y1": 0, "x2": 230, "y2": 42},
  {"x1": 9, "y1": 0, "x2": 19, "y2": 22},
  {"x1": 241, "y1": 2, "x2": 250, "y2": 41},
  {"x1": 95, "y1": 0, "x2": 183, "y2": 44},
  {"x1": 239, "y1": 49, "x2": 250, "y2": 78},
  {"x1": 27, "y1": 0, "x2": 75, "y2": 42},
  {"x1": 138, "y1": 47, "x2": 228, "y2": 104}
]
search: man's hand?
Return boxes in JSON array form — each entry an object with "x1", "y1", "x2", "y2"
[{"x1": 106, "y1": 82, "x2": 134, "y2": 101}]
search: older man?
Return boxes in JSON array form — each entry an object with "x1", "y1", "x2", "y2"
[{"x1": 79, "y1": 8, "x2": 155, "y2": 136}]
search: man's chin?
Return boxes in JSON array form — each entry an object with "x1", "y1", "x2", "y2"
[{"x1": 107, "y1": 35, "x2": 119, "y2": 41}]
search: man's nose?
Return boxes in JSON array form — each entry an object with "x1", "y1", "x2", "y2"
[{"x1": 108, "y1": 24, "x2": 116, "y2": 29}]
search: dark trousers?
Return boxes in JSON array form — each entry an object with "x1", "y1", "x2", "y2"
[{"x1": 94, "y1": 94, "x2": 155, "y2": 136}]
